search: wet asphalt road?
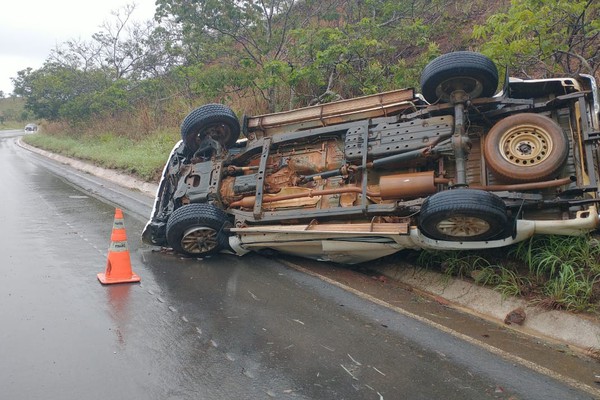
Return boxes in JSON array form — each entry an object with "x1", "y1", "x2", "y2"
[{"x1": 0, "y1": 130, "x2": 596, "y2": 399}]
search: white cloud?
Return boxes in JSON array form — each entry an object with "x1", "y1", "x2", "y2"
[{"x1": 0, "y1": 0, "x2": 156, "y2": 95}]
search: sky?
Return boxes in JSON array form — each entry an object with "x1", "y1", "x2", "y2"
[{"x1": 0, "y1": 0, "x2": 157, "y2": 96}]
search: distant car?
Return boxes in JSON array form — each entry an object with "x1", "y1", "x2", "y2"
[
  {"x1": 142, "y1": 51, "x2": 600, "y2": 264},
  {"x1": 24, "y1": 123, "x2": 37, "y2": 132}
]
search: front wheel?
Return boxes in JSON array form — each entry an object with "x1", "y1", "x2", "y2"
[
  {"x1": 418, "y1": 189, "x2": 508, "y2": 241},
  {"x1": 181, "y1": 104, "x2": 240, "y2": 153},
  {"x1": 166, "y1": 203, "x2": 231, "y2": 257}
]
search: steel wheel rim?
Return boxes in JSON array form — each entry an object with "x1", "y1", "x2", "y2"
[
  {"x1": 187, "y1": 123, "x2": 234, "y2": 151},
  {"x1": 435, "y1": 76, "x2": 484, "y2": 101},
  {"x1": 181, "y1": 226, "x2": 218, "y2": 254},
  {"x1": 202, "y1": 123, "x2": 233, "y2": 145},
  {"x1": 500, "y1": 124, "x2": 553, "y2": 167},
  {"x1": 435, "y1": 216, "x2": 491, "y2": 237}
]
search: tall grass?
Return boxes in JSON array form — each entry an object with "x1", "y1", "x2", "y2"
[
  {"x1": 512, "y1": 235, "x2": 600, "y2": 278},
  {"x1": 418, "y1": 235, "x2": 600, "y2": 312},
  {"x1": 540, "y1": 264, "x2": 597, "y2": 311},
  {"x1": 495, "y1": 267, "x2": 532, "y2": 298}
]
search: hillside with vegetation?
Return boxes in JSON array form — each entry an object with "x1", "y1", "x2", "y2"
[{"x1": 5, "y1": 0, "x2": 599, "y2": 137}]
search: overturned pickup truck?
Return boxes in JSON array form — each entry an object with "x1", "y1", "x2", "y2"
[{"x1": 142, "y1": 51, "x2": 600, "y2": 264}]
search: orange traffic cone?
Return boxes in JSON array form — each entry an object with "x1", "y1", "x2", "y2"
[{"x1": 97, "y1": 208, "x2": 141, "y2": 285}]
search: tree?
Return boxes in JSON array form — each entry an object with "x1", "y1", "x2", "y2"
[
  {"x1": 473, "y1": 0, "x2": 600, "y2": 79},
  {"x1": 287, "y1": 0, "x2": 447, "y2": 103},
  {"x1": 155, "y1": 0, "x2": 318, "y2": 112},
  {"x1": 155, "y1": 0, "x2": 450, "y2": 112},
  {"x1": 12, "y1": 63, "x2": 111, "y2": 122},
  {"x1": 49, "y1": 3, "x2": 177, "y2": 82},
  {"x1": 48, "y1": 37, "x2": 102, "y2": 73}
]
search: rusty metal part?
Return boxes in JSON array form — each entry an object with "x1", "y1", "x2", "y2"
[
  {"x1": 227, "y1": 165, "x2": 258, "y2": 174},
  {"x1": 245, "y1": 88, "x2": 416, "y2": 137},
  {"x1": 450, "y1": 94, "x2": 471, "y2": 186},
  {"x1": 225, "y1": 169, "x2": 570, "y2": 210},
  {"x1": 379, "y1": 171, "x2": 443, "y2": 200},
  {"x1": 265, "y1": 167, "x2": 296, "y2": 192},
  {"x1": 227, "y1": 174, "x2": 571, "y2": 210},
  {"x1": 229, "y1": 171, "x2": 452, "y2": 209},
  {"x1": 229, "y1": 186, "x2": 380, "y2": 209},
  {"x1": 287, "y1": 140, "x2": 345, "y2": 174},
  {"x1": 470, "y1": 176, "x2": 574, "y2": 191},
  {"x1": 340, "y1": 192, "x2": 357, "y2": 207},
  {"x1": 262, "y1": 188, "x2": 322, "y2": 210},
  {"x1": 220, "y1": 176, "x2": 237, "y2": 204},
  {"x1": 300, "y1": 164, "x2": 351, "y2": 183}
]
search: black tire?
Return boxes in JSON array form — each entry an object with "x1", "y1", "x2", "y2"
[
  {"x1": 483, "y1": 113, "x2": 569, "y2": 182},
  {"x1": 166, "y1": 203, "x2": 231, "y2": 257},
  {"x1": 181, "y1": 104, "x2": 240, "y2": 153},
  {"x1": 419, "y1": 189, "x2": 508, "y2": 241},
  {"x1": 420, "y1": 51, "x2": 499, "y2": 103}
]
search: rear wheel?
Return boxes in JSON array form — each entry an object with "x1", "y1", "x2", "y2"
[
  {"x1": 181, "y1": 104, "x2": 240, "y2": 153},
  {"x1": 419, "y1": 189, "x2": 508, "y2": 241},
  {"x1": 420, "y1": 52, "x2": 499, "y2": 103},
  {"x1": 166, "y1": 203, "x2": 231, "y2": 257},
  {"x1": 483, "y1": 113, "x2": 568, "y2": 182}
]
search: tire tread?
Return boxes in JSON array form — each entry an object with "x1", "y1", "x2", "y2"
[
  {"x1": 420, "y1": 51, "x2": 499, "y2": 103},
  {"x1": 180, "y1": 104, "x2": 240, "y2": 151}
]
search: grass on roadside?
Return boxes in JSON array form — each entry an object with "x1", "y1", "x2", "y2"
[
  {"x1": 417, "y1": 235, "x2": 600, "y2": 313},
  {"x1": 22, "y1": 131, "x2": 180, "y2": 182}
]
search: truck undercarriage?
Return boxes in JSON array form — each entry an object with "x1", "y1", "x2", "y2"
[{"x1": 143, "y1": 52, "x2": 600, "y2": 263}]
